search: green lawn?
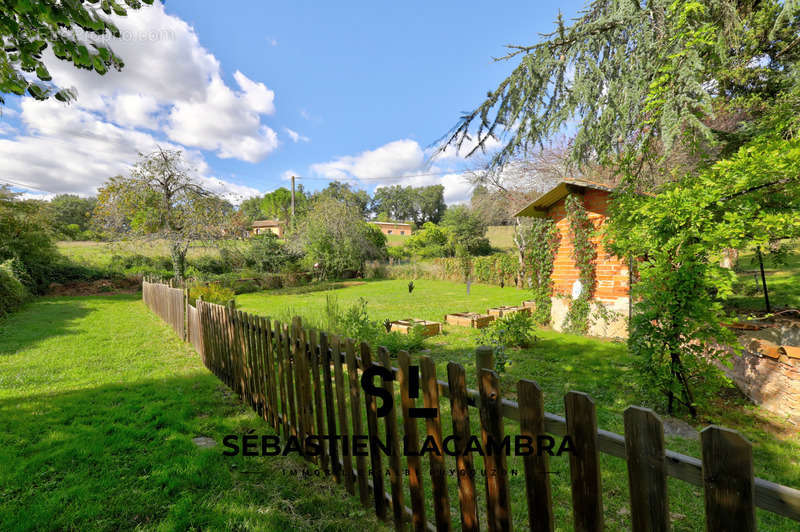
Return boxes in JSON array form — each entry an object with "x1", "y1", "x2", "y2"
[
  {"x1": 0, "y1": 295, "x2": 389, "y2": 531},
  {"x1": 237, "y1": 279, "x2": 800, "y2": 531},
  {"x1": 57, "y1": 240, "x2": 222, "y2": 269},
  {"x1": 385, "y1": 233, "x2": 410, "y2": 247},
  {"x1": 486, "y1": 225, "x2": 515, "y2": 250},
  {"x1": 728, "y1": 244, "x2": 800, "y2": 313}
]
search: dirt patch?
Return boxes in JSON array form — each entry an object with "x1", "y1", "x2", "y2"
[
  {"x1": 47, "y1": 278, "x2": 141, "y2": 296},
  {"x1": 662, "y1": 417, "x2": 699, "y2": 441}
]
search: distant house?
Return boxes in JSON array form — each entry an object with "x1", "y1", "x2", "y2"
[
  {"x1": 516, "y1": 179, "x2": 630, "y2": 338},
  {"x1": 251, "y1": 220, "x2": 285, "y2": 238},
  {"x1": 370, "y1": 221, "x2": 413, "y2": 236}
]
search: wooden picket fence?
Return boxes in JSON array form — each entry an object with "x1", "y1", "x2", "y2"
[{"x1": 142, "y1": 281, "x2": 800, "y2": 531}]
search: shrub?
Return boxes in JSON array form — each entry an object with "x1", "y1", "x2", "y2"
[
  {"x1": 245, "y1": 233, "x2": 300, "y2": 273},
  {"x1": 47, "y1": 260, "x2": 110, "y2": 284},
  {"x1": 188, "y1": 282, "x2": 235, "y2": 305},
  {"x1": 0, "y1": 260, "x2": 28, "y2": 318},
  {"x1": 478, "y1": 311, "x2": 537, "y2": 349},
  {"x1": 328, "y1": 296, "x2": 426, "y2": 354},
  {"x1": 190, "y1": 256, "x2": 226, "y2": 275}
]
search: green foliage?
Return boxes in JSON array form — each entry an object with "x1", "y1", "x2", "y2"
[
  {"x1": 245, "y1": 233, "x2": 300, "y2": 273},
  {"x1": 607, "y1": 136, "x2": 800, "y2": 415},
  {"x1": 523, "y1": 218, "x2": 559, "y2": 324},
  {"x1": 189, "y1": 283, "x2": 236, "y2": 306},
  {"x1": 296, "y1": 197, "x2": 387, "y2": 279},
  {"x1": 441, "y1": 205, "x2": 491, "y2": 255},
  {"x1": 478, "y1": 311, "x2": 538, "y2": 373},
  {"x1": 47, "y1": 195, "x2": 97, "y2": 237},
  {"x1": 312, "y1": 182, "x2": 370, "y2": 218},
  {"x1": 562, "y1": 194, "x2": 596, "y2": 334},
  {"x1": 260, "y1": 186, "x2": 309, "y2": 223},
  {"x1": 404, "y1": 222, "x2": 452, "y2": 258},
  {"x1": 93, "y1": 149, "x2": 233, "y2": 280},
  {"x1": 325, "y1": 296, "x2": 425, "y2": 354},
  {"x1": 0, "y1": 187, "x2": 60, "y2": 294},
  {"x1": 444, "y1": 0, "x2": 800, "y2": 172},
  {"x1": 0, "y1": 0, "x2": 155, "y2": 103},
  {"x1": 0, "y1": 260, "x2": 28, "y2": 319},
  {"x1": 371, "y1": 184, "x2": 446, "y2": 225}
]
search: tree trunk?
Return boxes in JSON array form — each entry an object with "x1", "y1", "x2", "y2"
[{"x1": 171, "y1": 241, "x2": 187, "y2": 281}]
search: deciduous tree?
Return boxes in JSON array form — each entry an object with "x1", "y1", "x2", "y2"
[{"x1": 93, "y1": 148, "x2": 231, "y2": 280}]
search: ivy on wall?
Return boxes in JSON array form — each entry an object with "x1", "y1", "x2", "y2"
[
  {"x1": 562, "y1": 193, "x2": 597, "y2": 334},
  {"x1": 524, "y1": 218, "x2": 559, "y2": 324}
]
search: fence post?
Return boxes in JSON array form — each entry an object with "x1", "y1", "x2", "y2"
[
  {"x1": 379, "y1": 346, "x2": 404, "y2": 529},
  {"x1": 361, "y1": 342, "x2": 387, "y2": 520},
  {"x1": 518, "y1": 379, "x2": 554, "y2": 532},
  {"x1": 420, "y1": 355, "x2": 451, "y2": 531},
  {"x1": 478, "y1": 368, "x2": 512, "y2": 532},
  {"x1": 398, "y1": 350, "x2": 427, "y2": 531},
  {"x1": 476, "y1": 345, "x2": 494, "y2": 374},
  {"x1": 345, "y1": 339, "x2": 370, "y2": 506},
  {"x1": 447, "y1": 362, "x2": 479, "y2": 532},
  {"x1": 624, "y1": 406, "x2": 668, "y2": 532},
  {"x1": 701, "y1": 426, "x2": 756, "y2": 532},
  {"x1": 565, "y1": 391, "x2": 603, "y2": 532}
]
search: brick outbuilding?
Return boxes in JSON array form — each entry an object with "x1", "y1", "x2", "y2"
[{"x1": 516, "y1": 179, "x2": 630, "y2": 338}]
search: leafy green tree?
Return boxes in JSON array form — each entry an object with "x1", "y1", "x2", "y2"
[
  {"x1": 441, "y1": 205, "x2": 491, "y2": 255},
  {"x1": 93, "y1": 148, "x2": 232, "y2": 280},
  {"x1": 404, "y1": 222, "x2": 452, "y2": 258},
  {"x1": 293, "y1": 196, "x2": 386, "y2": 279},
  {"x1": 246, "y1": 233, "x2": 300, "y2": 273},
  {"x1": 239, "y1": 195, "x2": 265, "y2": 222},
  {"x1": 47, "y1": 194, "x2": 97, "y2": 235},
  {"x1": 606, "y1": 136, "x2": 800, "y2": 416},
  {"x1": 371, "y1": 184, "x2": 446, "y2": 224},
  {"x1": 0, "y1": 186, "x2": 59, "y2": 294},
  {"x1": 261, "y1": 186, "x2": 308, "y2": 223},
  {"x1": 313, "y1": 182, "x2": 370, "y2": 218},
  {"x1": 1, "y1": 0, "x2": 155, "y2": 103},
  {"x1": 444, "y1": 0, "x2": 800, "y2": 176}
]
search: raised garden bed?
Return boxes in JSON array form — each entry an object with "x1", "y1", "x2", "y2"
[
  {"x1": 487, "y1": 305, "x2": 532, "y2": 318},
  {"x1": 444, "y1": 312, "x2": 495, "y2": 329},
  {"x1": 390, "y1": 319, "x2": 442, "y2": 337},
  {"x1": 521, "y1": 300, "x2": 536, "y2": 309}
]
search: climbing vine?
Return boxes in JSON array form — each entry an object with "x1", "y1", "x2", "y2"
[
  {"x1": 524, "y1": 218, "x2": 559, "y2": 324},
  {"x1": 563, "y1": 194, "x2": 597, "y2": 334}
]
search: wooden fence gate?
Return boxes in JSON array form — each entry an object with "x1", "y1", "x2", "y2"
[{"x1": 142, "y1": 281, "x2": 800, "y2": 531}]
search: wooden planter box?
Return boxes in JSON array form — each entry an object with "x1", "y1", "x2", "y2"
[
  {"x1": 521, "y1": 300, "x2": 536, "y2": 309},
  {"x1": 444, "y1": 312, "x2": 495, "y2": 329},
  {"x1": 390, "y1": 319, "x2": 442, "y2": 337},
  {"x1": 487, "y1": 306, "x2": 532, "y2": 318}
]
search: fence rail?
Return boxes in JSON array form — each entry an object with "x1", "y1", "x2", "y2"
[{"x1": 142, "y1": 281, "x2": 800, "y2": 531}]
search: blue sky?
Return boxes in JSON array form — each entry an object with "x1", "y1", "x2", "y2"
[{"x1": 0, "y1": 1, "x2": 583, "y2": 204}]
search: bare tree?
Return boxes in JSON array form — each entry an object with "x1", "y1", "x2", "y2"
[{"x1": 94, "y1": 147, "x2": 233, "y2": 280}]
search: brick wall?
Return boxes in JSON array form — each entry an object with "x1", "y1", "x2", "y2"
[
  {"x1": 547, "y1": 189, "x2": 630, "y2": 337},
  {"x1": 720, "y1": 340, "x2": 800, "y2": 423}
]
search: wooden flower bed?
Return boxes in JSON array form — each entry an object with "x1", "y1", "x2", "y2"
[
  {"x1": 444, "y1": 312, "x2": 495, "y2": 329},
  {"x1": 487, "y1": 305, "x2": 532, "y2": 318},
  {"x1": 389, "y1": 319, "x2": 442, "y2": 337},
  {"x1": 521, "y1": 300, "x2": 536, "y2": 309}
]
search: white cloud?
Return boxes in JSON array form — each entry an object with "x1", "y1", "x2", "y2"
[
  {"x1": 269, "y1": 37, "x2": 278, "y2": 47},
  {"x1": 285, "y1": 128, "x2": 310, "y2": 143},
  {"x1": 0, "y1": 3, "x2": 279, "y2": 198},
  {"x1": 310, "y1": 139, "x2": 474, "y2": 204}
]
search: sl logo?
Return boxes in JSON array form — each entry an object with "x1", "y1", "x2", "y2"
[{"x1": 361, "y1": 365, "x2": 437, "y2": 419}]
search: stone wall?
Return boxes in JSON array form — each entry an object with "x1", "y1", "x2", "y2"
[
  {"x1": 550, "y1": 296, "x2": 629, "y2": 339},
  {"x1": 720, "y1": 337, "x2": 800, "y2": 423}
]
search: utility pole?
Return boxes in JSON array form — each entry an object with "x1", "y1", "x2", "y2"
[
  {"x1": 291, "y1": 175, "x2": 296, "y2": 221},
  {"x1": 756, "y1": 246, "x2": 771, "y2": 313}
]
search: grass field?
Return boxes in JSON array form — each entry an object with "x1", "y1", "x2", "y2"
[
  {"x1": 0, "y1": 295, "x2": 389, "y2": 531},
  {"x1": 728, "y1": 244, "x2": 800, "y2": 313},
  {"x1": 486, "y1": 225, "x2": 515, "y2": 250},
  {"x1": 237, "y1": 279, "x2": 800, "y2": 531},
  {"x1": 57, "y1": 240, "x2": 222, "y2": 268}
]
